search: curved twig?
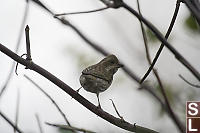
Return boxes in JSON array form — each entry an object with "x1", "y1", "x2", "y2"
[
  {"x1": 120, "y1": 1, "x2": 200, "y2": 82},
  {"x1": 15, "y1": 54, "x2": 27, "y2": 75},
  {"x1": 136, "y1": 1, "x2": 185, "y2": 132},
  {"x1": 110, "y1": 99, "x2": 124, "y2": 120},
  {"x1": 140, "y1": 0, "x2": 181, "y2": 83},
  {"x1": 179, "y1": 74, "x2": 200, "y2": 88},
  {"x1": 54, "y1": 7, "x2": 109, "y2": 17}
]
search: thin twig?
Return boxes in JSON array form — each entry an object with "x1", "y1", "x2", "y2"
[
  {"x1": 35, "y1": 114, "x2": 44, "y2": 133},
  {"x1": 15, "y1": 54, "x2": 27, "y2": 75},
  {"x1": 0, "y1": 111, "x2": 24, "y2": 133},
  {"x1": 99, "y1": 0, "x2": 122, "y2": 8},
  {"x1": 46, "y1": 122, "x2": 96, "y2": 133},
  {"x1": 25, "y1": 25, "x2": 32, "y2": 61},
  {"x1": 0, "y1": 0, "x2": 29, "y2": 99},
  {"x1": 136, "y1": 0, "x2": 185, "y2": 132},
  {"x1": 109, "y1": 99, "x2": 124, "y2": 120},
  {"x1": 23, "y1": 75, "x2": 73, "y2": 127},
  {"x1": 136, "y1": 0, "x2": 150, "y2": 63},
  {"x1": 54, "y1": 7, "x2": 109, "y2": 17},
  {"x1": 14, "y1": 89, "x2": 20, "y2": 133},
  {"x1": 140, "y1": 0, "x2": 181, "y2": 83},
  {"x1": 179, "y1": 74, "x2": 200, "y2": 88},
  {"x1": 0, "y1": 43, "x2": 158, "y2": 133}
]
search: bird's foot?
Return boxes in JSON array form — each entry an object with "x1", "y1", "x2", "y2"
[
  {"x1": 97, "y1": 104, "x2": 102, "y2": 110},
  {"x1": 76, "y1": 87, "x2": 82, "y2": 93},
  {"x1": 71, "y1": 87, "x2": 82, "y2": 99}
]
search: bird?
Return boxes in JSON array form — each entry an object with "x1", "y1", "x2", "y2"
[{"x1": 78, "y1": 54, "x2": 123, "y2": 108}]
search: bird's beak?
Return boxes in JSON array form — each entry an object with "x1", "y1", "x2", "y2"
[{"x1": 117, "y1": 63, "x2": 124, "y2": 68}]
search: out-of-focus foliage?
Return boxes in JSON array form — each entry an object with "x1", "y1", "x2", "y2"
[
  {"x1": 146, "y1": 28, "x2": 159, "y2": 43},
  {"x1": 63, "y1": 46, "x2": 98, "y2": 71},
  {"x1": 153, "y1": 82, "x2": 181, "y2": 117},
  {"x1": 58, "y1": 128, "x2": 73, "y2": 133},
  {"x1": 184, "y1": 13, "x2": 200, "y2": 33}
]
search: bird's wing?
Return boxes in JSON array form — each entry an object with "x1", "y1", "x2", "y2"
[{"x1": 82, "y1": 65, "x2": 112, "y2": 82}]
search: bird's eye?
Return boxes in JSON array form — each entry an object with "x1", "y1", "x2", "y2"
[{"x1": 110, "y1": 60, "x2": 115, "y2": 64}]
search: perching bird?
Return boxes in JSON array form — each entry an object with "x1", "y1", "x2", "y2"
[{"x1": 78, "y1": 54, "x2": 123, "y2": 108}]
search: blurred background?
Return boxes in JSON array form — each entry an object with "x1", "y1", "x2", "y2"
[{"x1": 0, "y1": 0, "x2": 200, "y2": 132}]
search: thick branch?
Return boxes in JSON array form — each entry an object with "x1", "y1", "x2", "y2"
[{"x1": 0, "y1": 43, "x2": 158, "y2": 133}]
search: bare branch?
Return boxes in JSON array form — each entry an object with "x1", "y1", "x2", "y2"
[
  {"x1": 0, "y1": 0, "x2": 30, "y2": 99},
  {"x1": 99, "y1": 0, "x2": 200, "y2": 82},
  {"x1": 121, "y1": 1, "x2": 200, "y2": 81},
  {"x1": 179, "y1": 74, "x2": 200, "y2": 88},
  {"x1": 14, "y1": 89, "x2": 20, "y2": 133},
  {"x1": 46, "y1": 122, "x2": 96, "y2": 133},
  {"x1": 24, "y1": 75, "x2": 73, "y2": 127},
  {"x1": 0, "y1": 43, "x2": 158, "y2": 133},
  {"x1": 0, "y1": 111, "x2": 24, "y2": 133},
  {"x1": 136, "y1": 0, "x2": 185, "y2": 132},
  {"x1": 54, "y1": 7, "x2": 109, "y2": 17},
  {"x1": 35, "y1": 114, "x2": 44, "y2": 133},
  {"x1": 140, "y1": 0, "x2": 181, "y2": 83},
  {"x1": 110, "y1": 99, "x2": 124, "y2": 120},
  {"x1": 99, "y1": 0, "x2": 123, "y2": 8},
  {"x1": 25, "y1": 25, "x2": 32, "y2": 61}
]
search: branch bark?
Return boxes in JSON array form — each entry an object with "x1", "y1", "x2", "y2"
[{"x1": 0, "y1": 43, "x2": 158, "y2": 133}]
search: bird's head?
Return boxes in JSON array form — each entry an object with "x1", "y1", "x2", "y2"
[{"x1": 99, "y1": 54, "x2": 123, "y2": 75}]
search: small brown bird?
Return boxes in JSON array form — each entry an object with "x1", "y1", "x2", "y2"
[{"x1": 78, "y1": 54, "x2": 123, "y2": 108}]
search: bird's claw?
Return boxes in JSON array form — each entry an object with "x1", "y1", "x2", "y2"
[
  {"x1": 97, "y1": 105, "x2": 102, "y2": 110},
  {"x1": 76, "y1": 87, "x2": 82, "y2": 93}
]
